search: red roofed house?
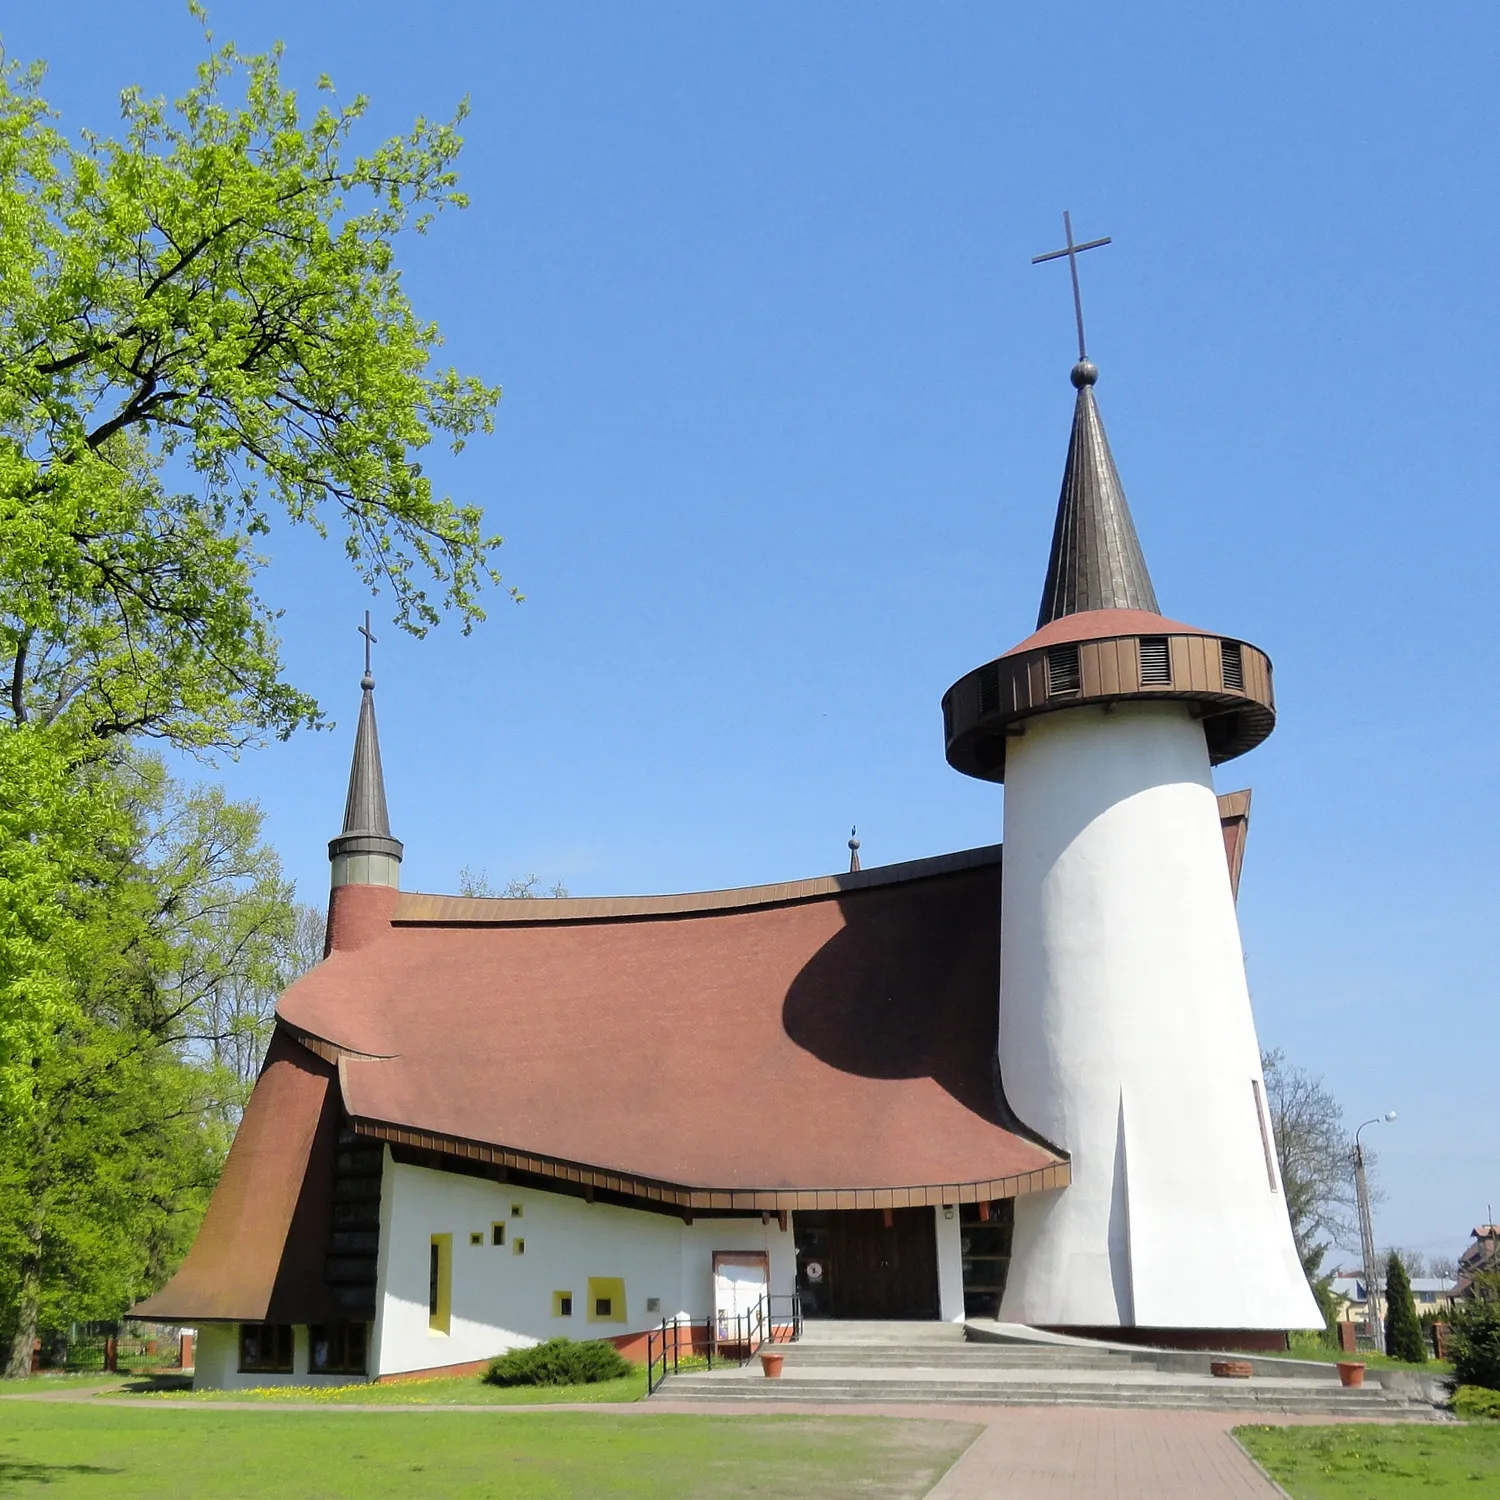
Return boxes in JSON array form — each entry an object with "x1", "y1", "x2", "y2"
[{"x1": 136, "y1": 345, "x2": 1318, "y2": 1386}]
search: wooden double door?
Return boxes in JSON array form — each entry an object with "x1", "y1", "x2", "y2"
[{"x1": 795, "y1": 1208, "x2": 939, "y2": 1320}]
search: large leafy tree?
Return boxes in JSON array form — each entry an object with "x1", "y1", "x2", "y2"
[
  {"x1": 1, "y1": 759, "x2": 299, "y2": 1377},
  {"x1": 0, "y1": 17, "x2": 503, "y2": 1375},
  {"x1": 0, "y1": 12, "x2": 506, "y2": 752}
]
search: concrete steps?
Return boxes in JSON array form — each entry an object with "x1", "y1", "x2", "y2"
[
  {"x1": 650, "y1": 1321, "x2": 1435, "y2": 1415},
  {"x1": 654, "y1": 1370, "x2": 1427, "y2": 1414}
]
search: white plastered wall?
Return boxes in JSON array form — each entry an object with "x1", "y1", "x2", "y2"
[
  {"x1": 190, "y1": 1321, "x2": 365, "y2": 1391},
  {"x1": 997, "y1": 702, "x2": 1319, "y2": 1331},
  {"x1": 934, "y1": 1205, "x2": 966, "y2": 1322},
  {"x1": 372, "y1": 1155, "x2": 796, "y2": 1376}
]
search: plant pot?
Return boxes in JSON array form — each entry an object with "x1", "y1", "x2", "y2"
[
  {"x1": 1210, "y1": 1359, "x2": 1253, "y2": 1379},
  {"x1": 759, "y1": 1352, "x2": 784, "y2": 1379},
  {"x1": 1336, "y1": 1361, "x2": 1366, "y2": 1388}
]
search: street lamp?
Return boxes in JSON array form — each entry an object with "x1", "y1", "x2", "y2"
[{"x1": 1353, "y1": 1111, "x2": 1397, "y2": 1351}]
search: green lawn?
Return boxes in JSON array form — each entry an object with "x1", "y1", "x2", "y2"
[
  {"x1": 1236, "y1": 1423, "x2": 1500, "y2": 1498},
  {"x1": 122, "y1": 1370, "x2": 651, "y2": 1404},
  {"x1": 0, "y1": 1404, "x2": 978, "y2": 1498},
  {"x1": 1263, "y1": 1337, "x2": 1450, "y2": 1375}
]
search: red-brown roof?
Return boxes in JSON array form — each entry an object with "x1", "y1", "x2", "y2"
[
  {"x1": 133, "y1": 1029, "x2": 343, "y2": 1324},
  {"x1": 282, "y1": 851, "x2": 1061, "y2": 1203},
  {"x1": 1004, "y1": 608, "x2": 1215, "y2": 657}
]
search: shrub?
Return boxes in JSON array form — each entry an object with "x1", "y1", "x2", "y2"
[
  {"x1": 1452, "y1": 1385, "x2": 1500, "y2": 1421},
  {"x1": 1448, "y1": 1273, "x2": 1500, "y2": 1392},
  {"x1": 483, "y1": 1338, "x2": 633, "y2": 1387},
  {"x1": 1383, "y1": 1252, "x2": 1426, "y2": 1363}
]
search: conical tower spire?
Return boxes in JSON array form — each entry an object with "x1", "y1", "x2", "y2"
[
  {"x1": 328, "y1": 615, "x2": 403, "y2": 888},
  {"x1": 1035, "y1": 360, "x2": 1159, "y2": 627}
]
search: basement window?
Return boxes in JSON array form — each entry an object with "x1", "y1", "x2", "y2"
[
  {"x1": 1138, "y1": 636, "x2": 1171, "y2": 686},
  {"x1": 309, "y1": 1323, "x2": 368, "y2": 1375},
  {"x1": 1046, "y1": 644, "x2": 1081, "y2": 696},
  {"x1": 1221, "y1": 640, "x2": 1245, "y2": 692},
  {"x1": 238, "y1": 1323, "x2": 293, "y2": 1374}
]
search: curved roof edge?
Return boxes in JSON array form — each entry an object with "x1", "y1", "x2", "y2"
[{"x1": 394, "y1": 843, "x2": 1004, "y2": 927}]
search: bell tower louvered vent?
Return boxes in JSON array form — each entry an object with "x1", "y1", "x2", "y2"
[
  {"x1": 1046, "y1": 644, "x2": 1081, "y2": 696},
  {"x1": 1220, "y1": 640, "x2": 1244, "y2": 692},
  {"x1": 978, "y1": 663, "x2": 1000, "y2": 716},
  {"x1": 1138, "y1": 636, "x2": 1171, "y2": 686}
]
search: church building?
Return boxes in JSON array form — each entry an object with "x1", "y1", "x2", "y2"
[{"x1": 136, "y1": 301, "x2": 1319, "y2": 1386}]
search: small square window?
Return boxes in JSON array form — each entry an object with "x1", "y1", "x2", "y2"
[
  {"x1": 469, "y1": 1231, "x2": 483, "y2": 1246},
  {"x1": 513, "y1": 1237, "x2": 525, "y2": 1255},
  {"x1": 595, "y1": 1297, "x2": 612, "y2": 1318},
  {"x1": 646, "y1": 1297, "x2": 661, "y2": 1313},
  {"x1": 510, "y1": 1204, "x2": 524, "y2": 1219},
  {"x1": 491, "y1": 1223, "x2": 505, "y2": 1247},
  {"x1": 553, "y1": 1291, "x2": 573, "y2": 1317}
]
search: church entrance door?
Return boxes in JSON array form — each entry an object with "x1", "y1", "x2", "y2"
[{"x1": 794, "y1": 1208, "x2": 938, "y2": 1319}]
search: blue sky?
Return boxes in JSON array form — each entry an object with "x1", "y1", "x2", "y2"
[{"x1": 10, "y1": 3, "x2": 1495, "y2": 1267}]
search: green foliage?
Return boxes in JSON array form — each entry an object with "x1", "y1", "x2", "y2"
[
  {"x1": 1, "y1": 752, "x2": 300, "y2": 1375},
  {"x1": 1309, "y1": 1272, "x2": 1342, "y2": 1344},
  {"x1": 1384, "y1": 1251, "x2": 1426, "y2": 1363},
  {"x1": 1448, "y1": 1273, "x2": 1500, "y2": 1392},
  {"x1": 1454, "y1": 1385, "x2": 1500, "y2": 1421},
  {"x1": 0, "y1": 17, "x2": 507, "y2": 752},
  {"x1": 484, "y1": 1338, "x2": 634, "y2": 1388}
]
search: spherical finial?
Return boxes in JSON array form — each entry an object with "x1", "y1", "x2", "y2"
[
  {"x1": 848, "y1": 826, "x2": 860, "y2": 852},
  {"x1": 361, "y1": 673, "x2": 375, "y2": 691},
  {"x1": 1071, "y1": 359, "x2": 1098, "y2": 388}
]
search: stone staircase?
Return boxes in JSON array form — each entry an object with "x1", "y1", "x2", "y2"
[{"x1": 651, "y1": 1321, "x2": 1438, "y2": 1414}]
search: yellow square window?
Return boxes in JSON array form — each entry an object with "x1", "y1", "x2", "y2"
[
  {"x1": 586, "y1": 1277, "x2": 626, "y2": 1323},
  {"x1": 553, "y1": 1291, "x2": 574, "y2": 1318}
]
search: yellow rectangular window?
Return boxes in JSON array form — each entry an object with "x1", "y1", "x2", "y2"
[
  {"x1": 491, "y1": 1223, "x2": 506, "y2": 1247},
  {"x1": 553, "y1": 1291, "x2": 574, "y2": 1318},
  {"x1": 586, "y1": 1276, "x2": 626, "y2": 1323},
  {"x1": 429, "y1": 1234, "x2": 452, "y2": 1335}
]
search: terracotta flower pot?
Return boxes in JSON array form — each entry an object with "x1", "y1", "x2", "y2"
[
  {"x1": 1210, "y1": 1359, "x2": 1253, "y2": 1379},
  {"x1": 759, "y1": 1352, "x2": 784, "y2": 1379},
  {"x1": 1336, "y1": 1361, "x2": 1366, "y2": 1388}
]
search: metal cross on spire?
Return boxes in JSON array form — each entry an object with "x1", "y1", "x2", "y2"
[
  {"x1": 1031, "y1": 211, "x2": 1112, "y2": 362},
  {"x1": 358, "y1": 610, "x2": 377, "y2": 686}
]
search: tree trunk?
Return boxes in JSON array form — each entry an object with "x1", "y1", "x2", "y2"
[{"x1": 4, "y1": 1247, "x2": 42, "y2": 1379}]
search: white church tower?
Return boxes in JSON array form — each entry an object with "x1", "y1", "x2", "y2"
[{"x1": 942, "y1": 230, "x2": 1319, "y2": 1341}]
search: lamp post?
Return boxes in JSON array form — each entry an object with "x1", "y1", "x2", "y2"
[{"x1": 1353, "y1": 1111, "x2": 1397, "y2": 1351}]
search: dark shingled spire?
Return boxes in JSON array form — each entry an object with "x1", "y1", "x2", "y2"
[
  {"x1": 328, "y1": 670, "x2": 403, "y2": 881},
  {"x1": 1035, "y1": 360, "x2": 1159, "y2": 627}
]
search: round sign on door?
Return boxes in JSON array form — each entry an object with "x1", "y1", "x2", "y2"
[{"x1": 805, "y1": 1260, "x2": 824, "y2": 1283}]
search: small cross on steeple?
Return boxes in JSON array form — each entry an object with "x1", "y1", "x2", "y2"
[
  {"x1": 358, "y1": 610, "x2": 377, "y2": 688},
  {"x1": 1032, "y1": 211, "x2": 1112, "y2": 363}
]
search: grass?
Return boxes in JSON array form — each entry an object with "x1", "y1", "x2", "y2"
[
  {"x1": 121, "y1": 1370, "x2": 651, "y2": 1405},
  {"x1": 1258, "y1": 1338, "x2": 1451, "y2": 1375},
  {"x1": 1236, "y1": 1423, "x2": 1500, "y2": 1498},
  {"x1": 0, "y1": 1404, "x2": 978, "y2": 1498}
]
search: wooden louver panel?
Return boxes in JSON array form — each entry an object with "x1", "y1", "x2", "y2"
[
  {"x1": 1045, "y1": 644, "x2": 1081, "y2": 696},
  {"x1": 1138, "y1": 635, "x2": 1171, "y2": 686}
]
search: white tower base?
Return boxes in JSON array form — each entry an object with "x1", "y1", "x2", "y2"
[{"x1": 997, "y1": 702, "x2": 1318, "y2": 1332}]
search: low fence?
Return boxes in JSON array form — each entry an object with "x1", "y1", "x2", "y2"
[{"x1": 32, "y1": 1329, "x2": 193, "y2": 1375}]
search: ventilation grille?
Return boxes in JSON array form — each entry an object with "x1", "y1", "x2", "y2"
[
  {"x1": 1138, "y1": 636, "x2": 1171, "y2": 686},
  {"x1": 1046, "y1": 645, "x2": 1081, "y2": 696},
  {"x1": 978, "y1": 664, "x2": 1000, "y2": 715},
  {"x1": 1220, "y1": 640, "x2": 1245, "y2": 692}
]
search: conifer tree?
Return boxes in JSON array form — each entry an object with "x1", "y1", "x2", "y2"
[{"x1": 1383, "y1": 1250, "x2": 1426, "y2": 1363}]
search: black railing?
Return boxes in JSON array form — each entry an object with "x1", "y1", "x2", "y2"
[{"x1": 646, "y1": 1292, "x2": 802, "y2": 1395}]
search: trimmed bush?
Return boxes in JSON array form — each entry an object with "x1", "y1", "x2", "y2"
[
  {"x1": 483, "y1": 1337, "x2": 633, "y2": 1387},
  {"x1": 1449, "y1": 1273, "x2": 1500, "y2": 1392},
  {"x1": 1453, "y1": 1385, "x2": 1500, "y2": 1421},
  {"x1": 1384, "y1": 1252, "x2": 1426, "y2": 1363}
]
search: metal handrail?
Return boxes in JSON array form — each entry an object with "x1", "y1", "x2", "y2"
[{"x1": 646, "y1": 1293, "x2": 802, "y2": 1396}]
